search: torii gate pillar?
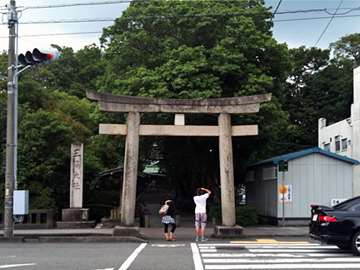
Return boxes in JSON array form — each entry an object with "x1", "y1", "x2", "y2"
[
  {"x1": 86, "y1": 90, "x2": 271, "y2": 237},
  {"x1": 121, "y1": 112, "x2": 140, "y2": 227},
  {"x1": 218, "y1": 113, "x2": 236, "y2": 226}
]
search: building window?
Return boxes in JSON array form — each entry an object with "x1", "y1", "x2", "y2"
[
  {"x1": 342, "y1": 138, "x2": 348, "y2": 151},
  {"x1": 324, "y1": 143, "x2": 330, "y2": 151},
  {"x1": 263, "y1": 167, "x2": 276, "y2": 180},
  {"x1": 335, "y1": 136, "x2": 340, "y2": 152}
]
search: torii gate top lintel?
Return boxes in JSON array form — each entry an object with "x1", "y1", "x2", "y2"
[
  {"x1": 86, "y1": 90, "x2": 272, "y2": 228},
  {"x1": 86, "y1": 90, "x2": 272, "y2": 115}
]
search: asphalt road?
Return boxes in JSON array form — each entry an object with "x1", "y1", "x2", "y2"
[{"x1": 1, "y1": 237, "x2": 359, "y2": 270}]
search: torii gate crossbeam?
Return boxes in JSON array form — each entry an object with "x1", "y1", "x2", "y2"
[{"x1": 86, "y1": 90, "x2": 271, "y2": 234}]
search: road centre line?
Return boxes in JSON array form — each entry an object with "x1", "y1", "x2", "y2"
[
  {"x1": 118, "y1": 243, "x2": 147, "y2": 270},
  {"x1": 191, "y1": 243, "x2": 204, "y2": 270}
]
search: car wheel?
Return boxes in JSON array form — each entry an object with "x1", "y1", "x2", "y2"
[{"x1": 351, "y1": 231, "x2": 360, "y2": 255}]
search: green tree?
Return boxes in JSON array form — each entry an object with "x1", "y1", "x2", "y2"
[
  {"x1": 330, "y1": 33, "x2": 360, "y2": 67},
  {"x1": 43, "y1": 44, "x2": 106, "y2": 99},
  {"x1": 282, "y1": 46, "x2": 353, "y2": 152},
  {"x1": 99, "y1": 0, "x2": 292, "y2": 198}
]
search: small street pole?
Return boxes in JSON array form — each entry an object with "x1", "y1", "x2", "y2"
[{"x1": 4, "y1": 0, "x2": 17, "y2": 238}]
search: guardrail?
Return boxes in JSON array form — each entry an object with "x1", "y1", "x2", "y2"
[{"x1": 0, "y1": 209, "x2": 54, "y2": 229}]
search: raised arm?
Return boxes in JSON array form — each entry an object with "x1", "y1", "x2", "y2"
[{"x1": 201, "y1": 188, "x2": 211, "y2": 195}]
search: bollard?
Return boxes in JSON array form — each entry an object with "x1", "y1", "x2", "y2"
[
  {"x1": 145, "y1": 215, "x2": 150, "y2": 228},
  {"x1": 176, "y1": 215, "x2": 181, "y2": 227}
]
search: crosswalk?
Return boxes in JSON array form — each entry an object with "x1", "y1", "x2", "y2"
[{"x1": 195, "y1": 242, "x2": 360, "y2": 269}]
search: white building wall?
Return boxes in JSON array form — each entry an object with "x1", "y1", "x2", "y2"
[
  {"x1": 318, "y1": 66, "x2": 360, "y2": 196},
  {"x1": 318, "y1": 118, "x2": 352, "y2": 157},
  {"x1": 277, "y1": 153, "x2": 352, "y2": 219}
]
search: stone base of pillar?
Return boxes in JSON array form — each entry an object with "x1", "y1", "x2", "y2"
[
  {"x1": 58, "y1": 208, "x2": 96, "y2": 229},
  {"x1": 56, "y1": 221, "x2": 96, "y2": 229},
  {"x1": 62, "y1": 208, "x2": 90, "y2": 222},
  {"x1": 213, "y1": 225, "x2": 244, "y2": 238},
  {"x1": 113, "y1": 226, "x2": 140, "y2": 237}
]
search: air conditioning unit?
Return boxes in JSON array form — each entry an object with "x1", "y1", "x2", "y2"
[{"x1": 331, "y1": 198, "x2": 347, "y2": 206}]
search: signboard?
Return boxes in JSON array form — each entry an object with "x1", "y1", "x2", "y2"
[{"x1": 279, "y1": 185, "x2": 292, "y2": 204}]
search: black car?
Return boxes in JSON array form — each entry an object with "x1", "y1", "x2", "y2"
[{"x1": 309, "y1": 196, "x2": 360, "y2": 255}]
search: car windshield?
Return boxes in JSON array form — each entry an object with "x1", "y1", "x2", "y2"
[{"x1": 333, "y1": 197, "x2": 360, "y2": 210}]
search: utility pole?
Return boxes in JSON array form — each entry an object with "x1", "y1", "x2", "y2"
[{"x1": 4, "y1": 0, "x2": 17, "y2": 238}]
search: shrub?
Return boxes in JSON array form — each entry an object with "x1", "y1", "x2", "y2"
[
  {"x1": 209, "y1": 204, "x2": 258, "y2": 227},
  {"x1": 235, "y1": 206, "x2": 258, "y2": 226}
]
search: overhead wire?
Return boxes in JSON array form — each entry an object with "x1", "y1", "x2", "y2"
[
  {"x1": 1, "y1": 2, "x2": 360, "y2": 40},
  {"x1": 269, "y1": 0, "x2": 282, "y2": 23},
  {"x1": 314, "y1": 0, "x2": 344, "y2": 47}
]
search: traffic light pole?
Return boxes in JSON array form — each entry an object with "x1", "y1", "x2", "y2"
[{"x1": 4, "y1": 0, "x2": 17, "y2": 238}]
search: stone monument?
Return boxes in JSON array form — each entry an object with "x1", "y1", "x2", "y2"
[{"x1": 57, "y1": 142, "x2": 96, "y2": 228}]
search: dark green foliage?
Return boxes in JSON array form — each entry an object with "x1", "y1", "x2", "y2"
[
  {"x1": 282, "y1": 46, "x2": 354, "y2": 153},
  {"x1": 209, "y1": 204, "x2": 258, "y2": 227},
  {"x1": 1, "y1": 2, "x2": 360, "y2": 216},
  {"x1": 98, "y1": 0, "x2": 292, "y2": 199},
  {"x1": 235, "y1": 206, "x2": 258, "y2": 226}
]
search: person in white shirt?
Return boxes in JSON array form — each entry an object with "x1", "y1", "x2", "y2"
[{"x1": 193, "y1": 187, "x2": 211, "y2": 241}]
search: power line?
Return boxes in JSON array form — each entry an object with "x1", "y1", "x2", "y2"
[
  {"x1": 18, "y1": 18, "x2": 116, "y2": 25},
  {"x1": 17, "y1": 1, "x2": 132, "y2": 10},
  {"x1": 9, "y1": 10, "x2": 360, "y2": 26},
  {"x1": 0, "y1": 13, "x2": 359, "y2": 39},
  {"x1": 1, "y1": 3, "x2": 360, "y2": 40},
  {"x1": 0, "y1": 31, "x2": 103, "y2": 39},
  {"x1": 273, "y1": 13, "x2": 360, "y2": 23},
  {"x1": 314, "y1": 0, "x2": 344, "y2": 47},
  {"x1": 0, "y1": 12, "x2": 357, "y2": 40},
  {"x1": 270, "y1": 0, "x2": 283, "y2": 23}
]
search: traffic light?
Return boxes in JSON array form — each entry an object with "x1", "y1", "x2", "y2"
[{"x1": 18, "y1": 48, "x2": 62, "y2": 67}]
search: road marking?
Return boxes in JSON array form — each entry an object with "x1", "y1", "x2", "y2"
[
  {"x1": 205, "y1": 263, "x2": 360, "y2": 269},
  {"x1": 151, "y1": 244, "x2": 185, "y2": 247},
  {"x1": 0, "y1": 264, "x2": 36, "y2": 268},
  {"x1": 118, "y1": 243, "x2": 147, "y2": 270},
  {"x1": 191, "y1": 243, "x2": 204, "y2": 270},
  {"x1": 203, "y1": 257, "x2": 360, "y2": 263},
  {"x1": 230, "y1": 239, "x2": 309, "y2": 244},
  {"x1": 201, "y1": 253, "x2": 352, "y2": 257}
]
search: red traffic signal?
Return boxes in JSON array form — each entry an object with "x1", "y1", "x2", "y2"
[{"x1": 18, "y1": 48, "x2": 62, "y2": 67}]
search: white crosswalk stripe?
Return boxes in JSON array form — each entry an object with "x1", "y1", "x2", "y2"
[{"x1": 197, "y1": 242, "x2": 360, "y2": 270}]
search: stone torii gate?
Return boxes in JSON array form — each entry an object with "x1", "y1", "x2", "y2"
[{"x1": 86, "y1": 90, "x2": 271, "y2": 236}]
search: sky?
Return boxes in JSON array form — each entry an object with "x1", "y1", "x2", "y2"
[{"x1": 0, "y1": 0, "x2": 360, "y2": 54}]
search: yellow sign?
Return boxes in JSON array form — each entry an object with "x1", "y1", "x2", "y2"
[
  {"x1": 279, "y1": 185, "x2": 292, "y2": 203},
  {"x1": 279, "y1": 185, "x2": 287, "y2": 194}
]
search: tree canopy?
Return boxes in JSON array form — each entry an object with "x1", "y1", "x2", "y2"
[
  {"x1": 1, "y1": 1, "x2": 360, "y2": 214},
  {"x1": 98, "y1": 0, "x2": 292, "y2": 198}
]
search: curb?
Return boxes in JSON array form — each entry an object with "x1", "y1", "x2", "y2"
[{"x1": 38, "y1": 236, "x2": 147, "y2": 243}]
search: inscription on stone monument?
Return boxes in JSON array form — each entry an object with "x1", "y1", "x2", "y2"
[{"x1": 70, "y1": 142, "x2": 83, "y2": 208}]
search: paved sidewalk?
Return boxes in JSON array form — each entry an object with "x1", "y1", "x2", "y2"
[
  {"x1": 0, "y1": 225, "x2": 309, "y2": 243},
  {"x1": 0, "y1": 203, "x2": 309, "y2": 242}
]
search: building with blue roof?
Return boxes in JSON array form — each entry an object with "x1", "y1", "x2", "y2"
[{"x1": 245, "y1": 147, "x2": 358, "y2": 225}]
